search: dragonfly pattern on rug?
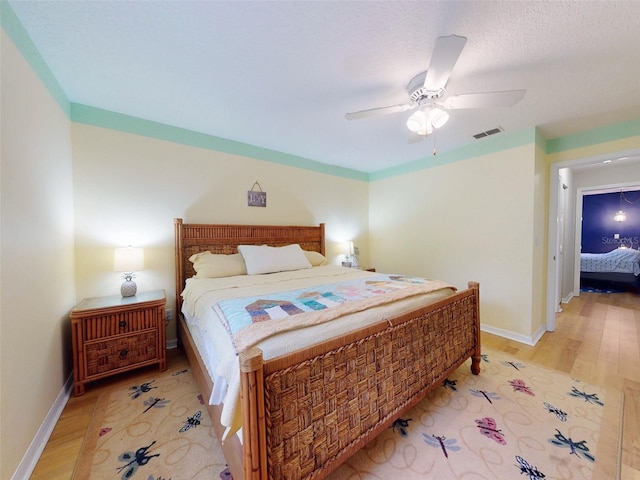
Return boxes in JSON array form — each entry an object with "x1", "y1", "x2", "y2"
[
  {"x1": 501, "y1": 360, "x2": 526, "y2": 370},
  {"x1": 548, "y1": 429, "x2": 595, "y2": 462},
  {"x1": 470, "y1": 388, "x2": 501, "y2": 403},
  {"x1": 568, "y1": 386, "x2": 604, "y2": 406},
  {"x1": 423, "y1": 433, "x2": 461, "y2": 458},
  {"x1": 142, "y1": 396, "x2": 170, "y2": 414}
]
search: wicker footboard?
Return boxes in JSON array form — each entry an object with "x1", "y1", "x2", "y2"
[{"x1": 240, "y1": 282, "x2": 481, "y2": 480}]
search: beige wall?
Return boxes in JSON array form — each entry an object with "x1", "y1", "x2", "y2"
[
  {"x1": 1, "y1": 32, "x2": 76, "y2": 479},
  {"x1": 71, "y1": 123, "x2": 370, "y2": 344},
  {"x1": 369, "y1": 143, "x2": 544, "y2": 340},
  {"x1": 532, "y1": 143, "x2": 549, "y2": 336}
]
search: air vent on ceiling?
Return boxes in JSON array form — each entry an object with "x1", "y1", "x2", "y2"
[{"x1": 473, "y1": 127, "x2": 504, "y2": 139}]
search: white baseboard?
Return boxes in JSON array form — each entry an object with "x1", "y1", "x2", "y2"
[
  {"x1": 481, "y1": 323, "x2": 546, "y2": 347},
  {"x1": 11, "y1": 373, "x2": 73, "y2": 480},
  {"x1": 562, "y1": 292, "x2": 574, "y2": 304}
]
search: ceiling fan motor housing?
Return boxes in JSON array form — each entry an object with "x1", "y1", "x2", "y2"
[{"x1": 407, "y1": 71, "x2": 445, "y2": 103}]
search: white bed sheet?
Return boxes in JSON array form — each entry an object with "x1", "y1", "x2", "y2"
[
  {"x1": 580, "y1": 248, "x2": 640, "y2": 276},
  {"x1": 181, "y1": 265, "x2": 456, "y2": 439}
]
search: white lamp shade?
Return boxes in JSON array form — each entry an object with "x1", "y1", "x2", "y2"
[
  {"x1": 114, "y1": 247, "x2": 144, "y2": 272},
  {"x1": 429, "y1": 108, "x2": 449, "y2": 129},
  {"x1": 406, "y1": 110, "x2": 427, "y2": 133},
  {"x1": 344, "y1": 241, "x2": 355, "y2": 255}
]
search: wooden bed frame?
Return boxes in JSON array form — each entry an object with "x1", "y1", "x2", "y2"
[{"x1": 174, "y1": 218, "x2": 481, "y2": 480}]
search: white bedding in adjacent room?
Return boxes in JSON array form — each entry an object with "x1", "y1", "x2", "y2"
[
  {"x1": 580, "y1": 248, "x2": 640, "y2": 276},
  {"x1": 180, "y1": 265, "x2": 456, "y2": 439}
]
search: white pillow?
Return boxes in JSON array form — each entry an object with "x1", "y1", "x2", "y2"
[
  {"x1": 238, "y1": 244, "x2": 312, "y2": 275},
  {"x1": 189, "y1": 251, "x2": 247, "y2": 278},
  {"x1": 304, "y1": 250, "x2": 329, "y2": 266}
]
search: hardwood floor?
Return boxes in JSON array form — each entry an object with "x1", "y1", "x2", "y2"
[{"x1": 30, "y1": 291, "x2": 640, "y2": 479}]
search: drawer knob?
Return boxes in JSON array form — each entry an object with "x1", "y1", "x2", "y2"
[
  {"x1": 119, "y1": 320, "x2": 127, "y2": 329},
  {"x1": 119, "y1": 349, "x2": 128, "y2": 359}
]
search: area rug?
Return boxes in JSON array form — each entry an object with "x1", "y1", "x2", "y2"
[
  {"x1": 580, "y1": 286, "x2": 625, "y2": 293},
  {"x1": 72, "y1": 366, "x2": 227, "y2": 480},
  {"x1": 75, "y1": 348, "x2": 623, "y2": 480},
  {"x1": 328, "y1": 349, "x2": 623, "y2": 480}
]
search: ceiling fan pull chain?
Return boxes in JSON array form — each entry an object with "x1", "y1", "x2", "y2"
[{"x1": 433, "y1": 130, "x2": 437, "y2": 156}]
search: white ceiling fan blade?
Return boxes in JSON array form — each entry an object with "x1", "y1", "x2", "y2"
[
  {"x1": 345, "y1": 103, "x2": 415, "y2": 120},
  {"x1": 442, "y1": 90, "x2": 526, "y2": 109},
  {"x1": 423, "y1": 34, "x2": 468, "y2": 91}
]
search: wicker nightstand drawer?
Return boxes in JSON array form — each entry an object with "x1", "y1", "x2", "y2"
[
  {"x1": 82, "y1": 310, "x2": 159, "y2": 341},
  {"x1": 85, "y1": 331, "x2": 158, "y2": 377},
  {"x1": 71, "y1": 290, "x2": 166, "y2": 395}
]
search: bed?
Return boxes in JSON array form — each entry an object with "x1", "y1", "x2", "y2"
[
  {"x1": 174, "y1": 218, "x2": 481, "y2": 480},
  {"x1": 580, "y1": 247, "x2": 640, "y2": 291}
]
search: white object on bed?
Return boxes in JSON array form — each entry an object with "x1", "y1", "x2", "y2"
[
  {"x1": 580, "y1": 248, "x2": 640, "y2": 276},
  {"x1": 237, "y1": 243, "x2": 312, "y2": 274}
]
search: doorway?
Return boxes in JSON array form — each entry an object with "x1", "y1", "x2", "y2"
[{"x1": 546, "y1": 148, "x2": 640, "y2": 332}]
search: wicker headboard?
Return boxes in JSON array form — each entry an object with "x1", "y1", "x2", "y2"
[{"x1": 174, "y1": 218, "x2": 325, "y2": 315}]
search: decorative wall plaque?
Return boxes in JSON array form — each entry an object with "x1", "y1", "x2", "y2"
[{"x1": 248, "y1": 181, "x2": 267, "y2": 207}]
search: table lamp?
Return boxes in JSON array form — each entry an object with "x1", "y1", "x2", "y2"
[{"x1": 113, "y1": 246, "x2": 144, "y2": 297}]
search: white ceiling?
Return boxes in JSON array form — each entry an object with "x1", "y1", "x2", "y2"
[{"x1": 8, "y1": 1, "x2": 640, "y2": 173}]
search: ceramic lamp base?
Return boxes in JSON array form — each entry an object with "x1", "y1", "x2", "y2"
[{"x1": 121, "y1": 280, "x2": 137, "y2": 297}]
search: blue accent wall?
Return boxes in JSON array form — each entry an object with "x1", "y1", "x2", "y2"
[{"x1": 582, "y1": 190, "x2": 640, "y2": 252}]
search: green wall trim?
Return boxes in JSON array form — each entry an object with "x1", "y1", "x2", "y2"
[
  {"x1": 71, "y1": 104, "x2": 369, "y2": 181},
  {"x1": 1, "y1": 1, "x2": 70, "y2": 117},
  {"x1": 546, "y1": 118, "x2": 640, "y2": 153},
  {"x1": 535, "y1": 128, "x2": 548, "y2": 151},
  {"x1": 369, "y1": 128, "x2": 537, "y2": 181},
  {"x1": 5, "y1": 1, "x2": 638, "y2": 182}
]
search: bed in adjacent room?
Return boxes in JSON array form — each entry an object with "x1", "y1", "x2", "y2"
[
  {"x1": 174, "y1": 218, "x2": 481, "y2": 480},
  {"x1": 580, "y1": 247, "x2": 640, "y2": 291}
]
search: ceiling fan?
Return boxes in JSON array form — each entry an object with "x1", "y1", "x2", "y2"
[{"x1": 345, "y1": 35, "x2": 525, "y2": 139}]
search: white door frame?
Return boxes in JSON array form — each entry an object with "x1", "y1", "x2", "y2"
[
  {"x1": 545, "y1": 147, "x2": 640, "y2": 332},
  {"x1": 573, "y1": 181, "x2": 640, "y2": 294}
]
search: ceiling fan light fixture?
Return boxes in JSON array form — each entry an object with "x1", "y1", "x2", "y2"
[
  {"x1": 429, "y1": 108, "x2": 449, "y2": 129},
  {"x1": 406, "y1": 110, "x2": 427, "y2": 133}
]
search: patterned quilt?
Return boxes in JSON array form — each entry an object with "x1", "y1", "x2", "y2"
[
  {"x1": 213, "y1": 274, "x2": 453, "y2": 353},
  {"x1": 580, "y1": 248, "x2": 640, "y2": 276}
]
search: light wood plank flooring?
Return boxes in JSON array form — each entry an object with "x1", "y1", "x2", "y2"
[{"x1": 31, "y1": 291, "x2": 640, "y2": 479}]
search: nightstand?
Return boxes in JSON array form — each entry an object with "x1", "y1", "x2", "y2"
[{"x1": 71, "y1": 290, "x2": 167, "y2": 396}]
